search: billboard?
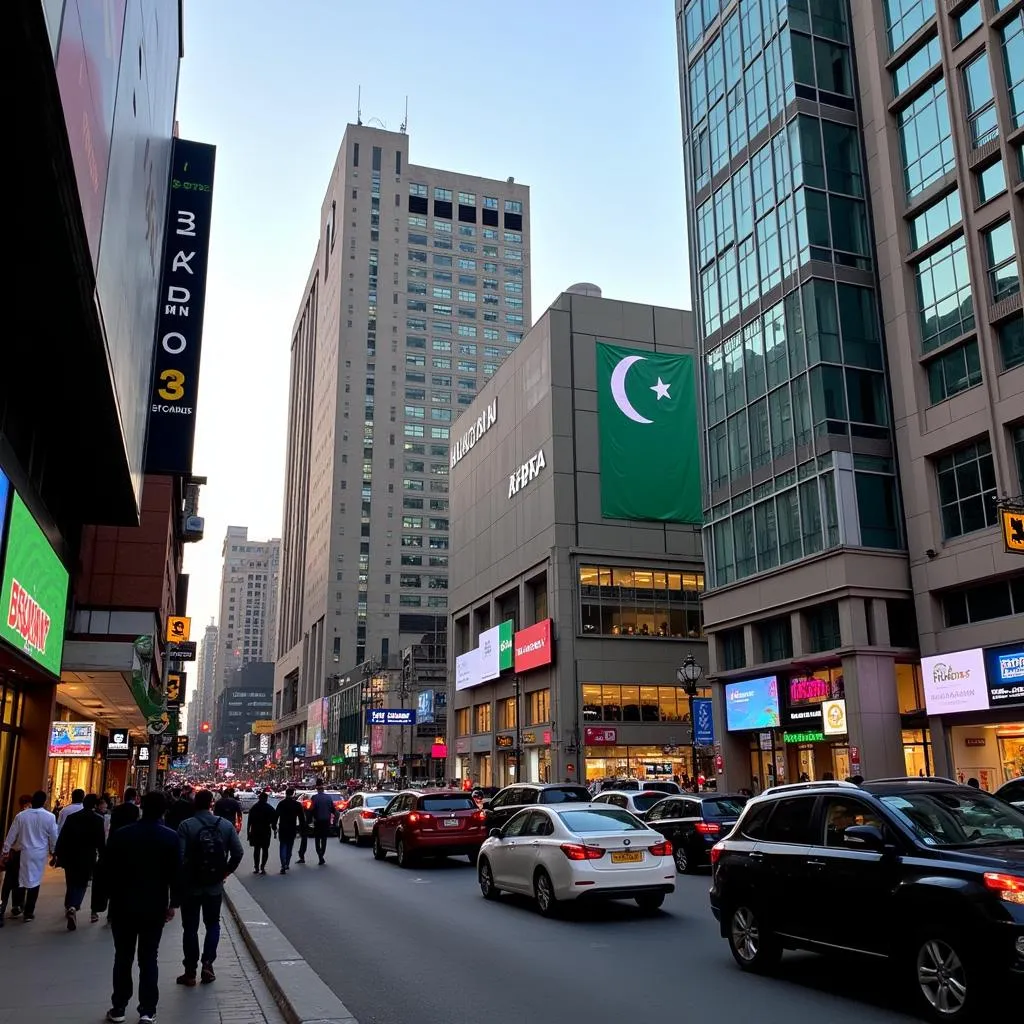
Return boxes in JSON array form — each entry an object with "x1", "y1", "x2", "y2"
[
  {"x1": 49, "y1": 721, "x2": 96, "y2": 758},
  {"x1": 0, "y1": 493, "x2": 70, "y2": 676},
  {"x1": 417, "y1": 690, "x2": 435, "y2": 724},
  {"x1": 0, "y1": 469, "x2": 9, "y2": 550},
  {"x1": 145, "y1": 138, "x2": 217, "y2": 475},
  {"x1": 921, "y1": 649, "x2": 989, "y2": 715},
  {"x1": 513, "y1": 619, "x2": 554, "y2": 674},
  {"x1": 724, "y1": 677, "x2": 781, "y2": 731},
  {"x1": 106, "y1": 728, "x2": 131, "y2": 759},
  {"x1": 366, "y1": 709, "x2": 416, "y2": 726},
  {"x1": 455, "y1": 648, "x2": 481, "y2": 691},
  {"x1": 983, "y1": 644, "x2": 1024, "y2": 708},
  {"x1": 478, "y1": 624, "x2": 501, "y2": 683}
]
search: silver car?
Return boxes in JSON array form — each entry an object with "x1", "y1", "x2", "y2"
[
  {"x1": 591, "y1": 790, "x2": 672, "y2": 819},
  {"x1": 338, "y1": 792, "x2": 398, "y2": 844}
]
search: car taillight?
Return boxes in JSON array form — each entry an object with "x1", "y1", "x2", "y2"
[
  {"x1": 560, "y1": 843, "x2": 604, "y2": 861},
  {"x1": 359, "y1": 810, "x2": 377, "y2": 820},
  {"x1": 710, "y1": 842, "x2": 724, "y2": 866},
  {"x1": 473, "y1": 810, "x2": 486, "y2": 822},
  {"x1": 407, "y1": 812, "x2": 434, "y2": 826},
  {"x1": 649, "y1": 839, "x2": 673, "y2": 857},
  {"x1": 984, "y1": 872, "x2": 1024, "y2": 905},
  {"x1": 302, "y1": 799, "x2": 311, "y2": 810},
  {"x1": 695, "y1": 821, "x2": 721, "y2": 835},
  {"x1": 334, "y1": 800, "x2": 348, "y2": 811}
]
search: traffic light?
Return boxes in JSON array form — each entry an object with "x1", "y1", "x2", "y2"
[{"x1": 200, "y1": 721, "x2": 210, "y2": 733}]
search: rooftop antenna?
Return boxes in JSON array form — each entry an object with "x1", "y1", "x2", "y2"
[
  {"x1": 357, "y1": 85, "x2": 362, "y2": 125},
  {"x1": 400, "y1": 96, "x2": 408, "y2": 134}
]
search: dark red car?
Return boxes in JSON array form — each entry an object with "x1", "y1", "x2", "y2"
[{"x1": 372, "y1": 789, "x2": 487, "y2": 867}]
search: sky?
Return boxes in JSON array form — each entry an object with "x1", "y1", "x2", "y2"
[{"x1": 178, "y1": 0, "x2": 691, "y2": 649}]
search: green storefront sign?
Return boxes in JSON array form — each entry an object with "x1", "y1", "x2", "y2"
[
  {"x1": 783, "y1": 731, "x2": 825, "y2": 744},
  {"x1": 0, "y1": 493, "x2": 69, "y2": 677},
  {"x1": 499, "y1": 619, "x2": 514, "y2": 671}
]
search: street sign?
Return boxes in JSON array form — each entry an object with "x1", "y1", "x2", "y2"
[
  {"x1": 166, "y1": 640, "x2": 197, "y2": 661},
  {"x1": 165, "y1": 616, "x2": 191, "y2": 643},
  {"x1": 365, "y1": 708, "x2": 416, "y2": 726},
  {"x1": 1001, "y1": 508, "x2": 1024, "y2": 553},
  {"x1": 251, "y1": 719, "x2": 275, "y2": 735},
  {"x1": 166, "y1": 673, "x2": 185, "y2": 706}
]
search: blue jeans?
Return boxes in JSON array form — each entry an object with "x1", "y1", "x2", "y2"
[
  {"x1": 111, "y1": 914, "x2": 165, "y2": 1015},
  {"x1": 279, "y1": 837, "x2": 295, "y2": 868},
  {"x1": 180, "y1": 893, "x2": 222, "y2": 971},
  {"x1": 64, "y1": 870, "x2": 89, "y2": 911}
]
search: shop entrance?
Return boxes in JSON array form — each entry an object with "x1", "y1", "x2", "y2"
[{"x1": 949, "y1": 720, "x2": 1024, "y2": 792}]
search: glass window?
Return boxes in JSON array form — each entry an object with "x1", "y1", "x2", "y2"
[
  {"x1": 915, "y1": 235, "x2": 975, "y2": 352},
  {"x1": 954, "y1": 2, "x2": 983, "y2": 43},
  {"x1": 822, "y1": 121, "x2": 863, "y2": 196},
  {"x1": 898, "y1": 79, "x2": 955, "y2": 198},
  {"x1": 892, "y1": 35, "x2": 941, "y2": 97},
  {"x1": 962, "y1": 52, "x2": 998, "y2": 148},
  {"x1": 838, "y1": 285, "x2": 882, "y2": 370},
  {"x1": 927, "y1": 341, "x2": 982, "y2": 403},
  {"x1": 998, "y1": 315, "x2": 1024, "y2": 370},
  {"x1": 908, "y1": 190, "x2": 961, "y2": 250},
  {"x1": 943, "y1": 577, "x2": 1024, "y2": 626},
  {"x1": 1014, "y1": 424, "x2": 1024, "y2": 489},
  {"x1": 936, "y1": 439, "x2": 998, "y2": 539},
  {"x1": 977, "y1": 159, "x2": 1006, "y2": 204},
  {"x1": 856, "y1": 473, "x2": 901, "y2": 548},
  {"x1": 754, "y1": 498, "x2": 779, "y2": 572},
  {"x1": 1003, "y1": 13, "x2": 1024, "y2": 129},
  {"x1": 884, "y1": 0, "x2": 935, "y2": 53},
  {"x1": 983, "y1": 220, "x2": 1020, "y2": 302}
]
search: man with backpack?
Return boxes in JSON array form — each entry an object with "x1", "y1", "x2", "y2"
[{"x1": 175, "y1": 789, "x2": 243, "y2": 987}]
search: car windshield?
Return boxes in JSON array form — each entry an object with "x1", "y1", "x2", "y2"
[
  {"x1": 880, "y1": 790, "x2": 1024, "y2": 846},
  {"x1": 539, "y1": 787, "x2": 590, "y2": 804},
  {"x1": 643, "y1": 783, "x2": 679, "y2": 794},
  {"x1": 703, "y1": 797, "x2": 748, "y2": 817},
  {"x1": 365, "y1": 795, "x2": 393, "y2": 807},
  {"x1": 634, "y1": 793, "x2": 669, "y2": 811},
  {"x1": 559, "y1": 808, "x2": 647, "y2": 833},
  {"x1": 420, "y1": 796, "x2": 476, "y2": 812}
]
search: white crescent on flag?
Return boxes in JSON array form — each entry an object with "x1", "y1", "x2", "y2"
[{"x1": 610, "y1": 355, "x2": 653, "y2": 424}]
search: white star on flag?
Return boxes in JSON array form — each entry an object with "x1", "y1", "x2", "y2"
[{"x1": 650, "y1": 377, "x2": 671, "y2": 400}]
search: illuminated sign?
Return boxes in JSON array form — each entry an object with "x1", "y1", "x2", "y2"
[
  {"x1": 508, "y1": 448, "x2": 546, "y2": 499},
  {"x1": 166, "y1": 616, "x2": 191, "y2": 643},
  {"x1": 365, "y1": 708, "x2": 416, "y2": 726},
  {"x1": 173, "y1": 735, "x2": 189, "y2": 756},
  {"x1": 513, "y1": 619, "x2": 554, "y2": 673},
  {"x1": 822, "y1": 699, "x2": 848, "y2": 736},
  {"x1": 1001, "y1": 508, "x2": 1024, "y2": 553},
  {"x1": 783, "y1": 731, "x2": 826, "y2": 744},
  {"x1": 48, "y1": 721, "x2": 95, "y2": 758},
  {"x1": 166, "y1": 673, "x2": 185, "y2": 706}
]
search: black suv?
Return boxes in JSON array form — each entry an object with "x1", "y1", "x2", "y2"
[
  {"x1": 483, "y1": 783, "x2": 590, "y2": 829},
  {"x1": 709, "y1": 778, "x2": 1024, "y2": 1022}
]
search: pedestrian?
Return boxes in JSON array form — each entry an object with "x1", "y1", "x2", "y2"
[
  {"x1": 176, "y1": 789, "x2": 243, "y2": 986},
  {"x1": 57, "y1": 787, "x2": 86, "y2": 831},
  {"x1": 1, "y1": 790, "x2": 58, "y2": 921},
  {"x1": 0, "y1": 794, "x2": 33, "y2": 925},
  {"x1": 246, "y1": 792, "x2": 277, "y2": 875},
  {"x1": 967, "y1": 776, "x2": 980, "y2": 789},
  {"x1": 53, "y1": 792, "x2": 106, "y2": 930},
  {"x1": 165, "y1": 785, "x2": 196, "y2": 831},
  {"x1": 103, "y1": 791, "x2": 181, "y2": 1024},
  {"x1": 97, "y1": 795, "x2": 112, "y2": 838},
  {"x1": 109, "y1": 787, "x2": 141, "y2": 835},
  {"x1": 307, "y1": 779, "x2": 336, "y2": 866},
  {"x1": 275, "y1": 787, "x2": 304, "y2": 874},
  {"x1": 213, "y1": 786, "x2": 242, "y2": 832}
]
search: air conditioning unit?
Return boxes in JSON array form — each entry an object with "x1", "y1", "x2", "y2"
[{"x1": 182, "y1": 515, "x2": 205, "y2": 543}]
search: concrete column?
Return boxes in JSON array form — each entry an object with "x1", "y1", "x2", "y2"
[
  {"x1": 841, "y1": 653, "x2": 904, "y2": 778},
  {"x1": 790, "y1": 609, "x2": 809, "y2": 658},
  {"x1": 841, "y1": 597, "x2": 870, "y2": 649},
  {"x1": 927, "y1": 716, "x2": 952, "y2": 779},
  {"x1": 742, "y1": 623, "x2": 756, "y2": 666},
  {"x1": 868, "y1": 598, "x2": 891, "y2": 648}
]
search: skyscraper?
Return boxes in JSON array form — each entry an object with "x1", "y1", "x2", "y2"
[
  {"x1": 676, "y1": 0, "x2": 1022, "y2": 790},
  {"x1": 214, "y1": 526, "x2": 281, "y2": 698},
  {"x1": 189, "y1": 620, "x2": 218, "y2": 763},
  {"x1": 274, "y1": 124, "x2": 530, "y2": 755}
]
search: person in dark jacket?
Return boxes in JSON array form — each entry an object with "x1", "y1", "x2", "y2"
[
  {"x1": 54, "y1": 793, "x2": 106, "y2": 931},
  {"x1": 246, "y1": 792, "x2": 277, "y2": 875},
  {"x1": 213, "y1": 787, "x2": 242, "y2": 832},
  {"x1": 165, "y1": 786, "x2": 195, "y2": 831},
  {"x1": 275, "y1": 788, "x2": 304, "y2": 874},
  {"x1": 109, "y1": 788, "x2": 141, "y2": 836},
  {"x1": 103, "y1": 791, "x2": 181, "y2": 1024}
]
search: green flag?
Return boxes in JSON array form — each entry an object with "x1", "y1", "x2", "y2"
[{"x1": 596, "y1": 342, "x2": 702, "y2": 523}]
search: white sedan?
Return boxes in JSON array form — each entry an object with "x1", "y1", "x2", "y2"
[
  {"x1": 476, "y1": 804, "x2": 675, "y2": 916},
  {"x1": 337, "y1": 792, "x2": 397, "y2": 844}
]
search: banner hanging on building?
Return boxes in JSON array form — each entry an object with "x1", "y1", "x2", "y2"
[
  {"x1": 596, "y1": 342, "x2": 701, "y2": 523},
  {"x1": 145, "y1": 138, "x2": 217, "y2": 475}
]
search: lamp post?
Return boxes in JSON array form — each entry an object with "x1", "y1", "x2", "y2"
[{"x1": 677, "y1": 654, "x2": 704, "y2": 789}]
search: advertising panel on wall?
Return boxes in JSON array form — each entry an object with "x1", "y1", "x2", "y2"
[
  {"x1": 0, "y1": 468, "x2": 9, "y2": 552},
  {"x1": 106, "y1": 728, "x2": 131, "y2": 759},
  {"x1": 478, "y1": 624, "x2": 501, "y2": 682},
  {"x1": 417, "y1": 689, "x2": 435, "y2": 724},
  {"x1": 0, "y1": 493, "x2": 70, "y2": 677},
  {"x1": 48, "y1": 721, "x2": 96, "y2": 758},
  {"x1": 513, "y1": 619, "x2": 553, "y2": 673},
  {"x1": 921, "y1": 649, "x2": 989, "y2": 715},
  {"x1": 455, "y1": 648, "x2": 481, "y2": 691},
  {"x1": 725, "y1": 677, "x2": 781, "y2": 731},
  {"x1": 984, "y1": 644, "x2": 1024, "y2": 708},
  {"x1": 307, "y1": 700, "x2": 324, "y2": 758},
  {"x1": 145, "y1": 138, "x2": 217, "y2": 476}
]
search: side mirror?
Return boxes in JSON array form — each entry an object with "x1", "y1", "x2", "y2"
[
  {"x1": 843, "y1": 824, "x2": 886, "y2": 851},
  {"x1": 488, "y1": 828, "x2": 502, "y2": 839}
]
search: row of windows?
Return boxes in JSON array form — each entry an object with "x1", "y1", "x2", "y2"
[
  {"x1": 408, "y1": 184, "x2": 521, "y2": 215},
  {"x1": 582, "y1": 684, "x2": 701, "y2": 724},
  {"x1": 407, "y1": 250, "x2": 523, "y2": 276},
  {"x1": 578, "y1": 565, "x2": 705, "y2": 639}
]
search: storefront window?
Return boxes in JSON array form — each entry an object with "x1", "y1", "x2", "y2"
[
  {"x1": 498, "y1": 696, "x2": 517, "y2": 730},
  {"x1": 896, "y1": 663, "x2": 925, "y2": 714},
  {"x1": 902, "y1": 728, "x2": 932, "y2": 777},
  {"x1": 582, "y1": 683, "x2": 706, "y2": 723},
  {"x1": 584, "y1": 744, "x2": 703, "y2": 787},
  {"x1": 950, "y1": 722, "x2": 1024, "y2": 790},
  {"x1": 527, "y1": 689, "x2": 550, "y2": 724},
  {"x1": 455, "y1": 708, "x2": 470, "y2": 736},
  {"x1": 473, "y1": 703, "x2": 491, "y2": 733},
  {"x1": 578, "y1": 564, "x2": 705, "y2": 638}
]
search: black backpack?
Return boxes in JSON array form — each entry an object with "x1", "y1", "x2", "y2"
[{"x1": 191, "y1": 817, "x2": 227, "y2": 886}]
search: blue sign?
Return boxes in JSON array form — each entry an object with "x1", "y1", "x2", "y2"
[
  {"x1": 0, "y1": 468, "x2": 8, "y2": 554},
  {"x1": 292, "y1": 744, "x2": 307, "y2": 757},
  {"x1": 417, "y1": 690, "x2": 434, "y2": 725},
  {"x1": 693, "y1": 698, "x2": 715, "y2": 746},
  {"x1": 984, "y1": 644, "x2": 1024, "y2": 708},
  {"x1": 366, "y1": 708, "x2": 416, "y2": 726},
  {"x1": 724, "y1": 676, "x2": 781, "y2": 731}
]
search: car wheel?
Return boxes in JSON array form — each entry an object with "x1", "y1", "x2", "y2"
[
  {"x1": 909, "y1": 934, "x2": 977, "y2": 1022},
  {"x1": 372, "y1": 832, "x2": 387, "y2": 860},
  {"x1": 727, "y1": 904, "x2": 782, "y2": 972},
  {"x1": 635, "y1": 893, "x2": 665, "y2": 913},
  {"x1": 534, "y1": 868, "x2": 559, "y2": 918},
  {"x1": 339, "y1": 822, "x2": 350, "y2": 843},
  {"x1": 478, "y1": 858, "x2": 499, "y2": 900},
  {"x1": 396, "y1": 837, "x2": 414, "y2": 869},
  {"x1": 674, "y1": 845, "x2": 692, "y2": 874}
]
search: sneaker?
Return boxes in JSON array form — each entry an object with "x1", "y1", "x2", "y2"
[
  {"x1": 200, "y1": 963, "x2": 216, "y2": 984},
  {"x1": 22, "y1": 915, "x2": 34, "y2": 922},
  {"x1": 297, "y1": 857, "x2": 305, "y2": 864},
  {"x1": 175, "y1": 972, "x2": 196, "y2": 987},
  {"x1": 105, "y1": 1010, "x2": 126, "y2": 1023},
  {"x1": 139, "y1": 1014, "x2": 156, "y2": 1023},
  {"x1": 66, "y1": 907, "x2": 77, "y2": 931},
  {"x1": 91, "y1": 912, "x2": 100, "y2": 923},
  {"x1": 279, "y1": 867, "x2": 286, "y2": 875},
  {"x1": 11, "y1": 908, "x2": 22, "y2": 917}
]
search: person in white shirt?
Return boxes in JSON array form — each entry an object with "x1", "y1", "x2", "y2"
[
  {"x1": 2, "y1": 790, "x2": 59, "y2": 921},
  {"x1": 57, "y1": 789, "x2": 86, "y2": 832}
]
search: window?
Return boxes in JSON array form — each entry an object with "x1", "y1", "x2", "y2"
[
  {"x1": 527, "y1": 689, "x2": 550, "y2": 725},
  {"x1": 962, "y1": 52, "x2": 998, "y2": 148},
  {"x1": 806, "y1": 603, "x2": 841, "y2": 652},
  {"x1": 1014, "y1": 424, "x2": 1024, "y2": 487},
  {"x1": 977, "y1": 159, "x2": 1007, "y2": 204},
  {"x1": 719, "y1": 628, "x2": 746, "y2": 671},
  {"x1": 892, "y1": 35, "x2": 941, "y2": 97},
  {"x1": 999, "y1": 315, "x2": 1024, "y2": 370},
  {"x1": 936, "y1": 439, "x2": 998, "y2": 538},
  {"x1": 762, "y1": 797, "x2": 818, "y2": 844},
  {"x1": 943, "y1": 577, "x2": 1024, "y2": 627},
  {"x1": 473, "y1": 703, "x2": 492, "y2": 733},
  {"x1": 409, "y1": 182, "x2": 427, "y2": 198},
  {"x1": 581, "y1": 683, "x2": 693, "y2": 723},
  {"x1": 915, "y1": 235, "x2": 974, "y2": 352},
  {"x1": 1002, "y1": 12, "x2": 1024, "y2": 129},
  {"x1": 898, "y1": 79, "x2": 955, "y2": 199},
  {"x1": 577, "y1": 565, "x2": 705, "y2": 639},
  {"x1": 954, "y1": 2, "x2": 982, "y2": 43},
  {"x1": 504, "y1": 199, "x2": 522, "y2": 214},
  {"x1": 759, "y1": 616, "x2": 792, "y2": 661},
  {"x1": 927, "y1": 341, "x2": 982, "y2": 403},
  {"x1": 822, "y1": 797, "x2": 885, "y2": 846},
  {"x1": 908, "y1": 190, "x2": 961, "y2": 250},
  {"x1": 883, "y1": 0, "x2": 934, "y2": 53},
  {"x1": 983, "y1": 220, "x2": 1020, "y2": 302}
]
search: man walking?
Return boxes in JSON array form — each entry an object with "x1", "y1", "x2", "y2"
[
  {"x1": 57, "y1": 788, "x2": 86, "y2": 830},
  {"x1": 246, "y1": 791, "x2": 277, "y2": 875},
  {"x1": 109, "y1": 787, "x2": 140, "y2": 835},
  {"x1": 176, "y1": 789, "x2": 243, "y2": 986},
  {"x1": 164, "y1": 785, "x2": 195, "y2": 831},
  {"x1": 213, "y1": 786, "x2": 242, "y2": 832},
  {"x1": 103, "y1": 791, "x2": 181, "y2": 1024},
  {"x1": 53, "y1": 792, "x2": 106, "y2": 930},
  {"x1": 1, "y1": 790, "x2": 58, "y2": 921},
  {"x1": 0, "y1": 794, "x2": 32, "y2": 924},
  {"x1": 275, "y1": 787, "x2": 304, "y2": 874},
  {"x1": 308, "y1": 780, "x2": 336, "y2": 866}
]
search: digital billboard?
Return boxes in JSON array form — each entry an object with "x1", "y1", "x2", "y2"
[
  {"x1": 921, "y1": 649, "x2": 989, "y2": 715},
  {"x1": 48, "y1": 721, "x2": 96, "y2": 758},
  {"x1": 725, "y1": 677, "x2": 781, "y2": 731},
  {"x1": 513, "y1": 619, "x2": 553, "y2": 673},
  {"x1": 0, "y1": 468, "x2": 9, "y2": 551},
  {"x1": 984, "y1": 644, "x2": 1024, "y2": 708}
]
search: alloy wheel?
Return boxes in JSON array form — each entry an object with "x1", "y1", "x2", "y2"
[
  {"x1": 674, "y1": 847, "x2": 689, "y2": 873},
  {"x1": 730, "y1": 906, "x2": 760, "y2": 963},
  {"x1": 478, "y1": 859, "x2": 497, "y2": 899},
  {"x1": 535, "y1": 871, "x2": 555, "y2": 914},
  {"x1": 916, "y1": 939, "x2": 968, "y2": 1017}
]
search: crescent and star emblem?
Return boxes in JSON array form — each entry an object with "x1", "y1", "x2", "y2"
[{"x1": 609, "y1": 355, "x2": 671, "y2": 424}]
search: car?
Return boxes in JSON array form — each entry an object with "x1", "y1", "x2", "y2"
[
  {"x1": 709, "y1": 778, "x2": 1024, "y2": 1022},
  {"x1": 645, "y1": 793, "x2": 748, "y2": 873},
  {"x1": 338, "y1": 791, "x2": 397, "y2": 844},
  {"x1": 298, "y1": 790, "x2": 349, "y2": 837},
  {"x1": 477, "y1": 803, "x2": 675, "y2": 916},
  {"x1": 995, "y1": 778, "x2": 1024, "y2": 811},
  {"x1": 591, "y1": 790, "x2": 673, "y2": 819},
  {"x1": 483, "y1": 783, "x2": 591, "y2": 830},
  {"x1": 372, "y1": 789, "x2": 487, "y2": 867},
  {"x1": 640, "y1": 781, "x2": 684, "y2": 795}
]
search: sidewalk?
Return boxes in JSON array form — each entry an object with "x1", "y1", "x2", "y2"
[{"x1": 0, "y1": 869, "x2": 285, "y2": 1024}]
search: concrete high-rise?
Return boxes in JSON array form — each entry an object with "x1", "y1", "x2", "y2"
[
  {"x1": 189, "y1": 621, "x2": 218, "y2": 762},
  {"x1": 274, "y1": 124, "x2": 530, "y2": 754},
  {"x1": 676, "y1": 0, "x2": 1022, "y2": 792}
]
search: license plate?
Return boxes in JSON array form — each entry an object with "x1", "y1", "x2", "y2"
[
  {"x1": 442, "y1": 818, "x2": 459, "y2": 827},
  {"x1": 610, "y1": 850, "x2": 643, "y2": 864}
]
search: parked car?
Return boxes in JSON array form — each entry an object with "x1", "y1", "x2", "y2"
[
  {"x1": 645, "y1": 794, "x2": 748, "y2": 873},
  {"x1": 995, "y1": 777, "x2": 1024, "y2": 811},
  {"x1": 641, "y1": 781, "x2": 684, "y2": 795},
  {"x1": 297, "y1": 790, "x2": 349, "y2": 837},
  {"x1": 338, "y1": 791, "x2": 397, "y2": 844},
  {"x1": 709, "y1": 778, "x2": 1024, "y2": 1022},
  {"x1": 477, "y1": 804, "x2": 675, "y2": 915},
  {"x1": 372, "y1": 790, "x2": 487, "y2": 867},
  {"x1": 483, "y1": 783, "x2": 591, "y2": 830},
  {"x1": 591, "y1": 790, "x2": 674, "y2": 819}
]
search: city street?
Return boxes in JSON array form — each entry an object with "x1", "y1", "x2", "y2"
[{"x1": 241, "y1": 842, "x2": 913, "y2": 1024}]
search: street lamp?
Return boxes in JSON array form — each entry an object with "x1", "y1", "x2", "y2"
[{"x1": 677, "y1": 654, "x2": 704, "y2": 789}]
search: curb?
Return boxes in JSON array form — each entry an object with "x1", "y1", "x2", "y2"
[{"x1": 223, "y1": 874, "x2": 358, "y2": 1024}]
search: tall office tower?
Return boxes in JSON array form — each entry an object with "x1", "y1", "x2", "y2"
[
  {"x1": 214, "y1": 526, "x2": 282, "y2": 698},
  {"x1": 190, "y1": 621, "x2": 218, "y2": 761},
  {"x1": 274, "y1": 124, "x2": 530, "y2": 753},
  {"x1": 676, "y1": 0, "x2": 1022, "y2": 791}
]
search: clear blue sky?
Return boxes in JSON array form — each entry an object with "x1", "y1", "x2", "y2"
[{"x1": 179, "y1": 0, "x2": 690, "y2": 663}]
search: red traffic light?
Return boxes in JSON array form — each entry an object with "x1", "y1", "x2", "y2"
[{"x1": 200, "y1": 721, "x2": 210, "y2": 733}]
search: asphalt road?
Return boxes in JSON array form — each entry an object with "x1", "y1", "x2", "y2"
[{"x1": 240, "y1": 841, "x2": 914, "y2": 1024}]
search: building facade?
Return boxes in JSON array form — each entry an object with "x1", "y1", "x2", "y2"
[
  {"x1": 273, "y1": 124, "x2": 531, "y2": 758},
  {"x1": 448, "y1": 292, "x2": 709, "y2": 789},
  {"x1": 676, "y1": 0, "x2": 1023, "y2": 793},
  {"x1": 214, "y1": 662, "x2": 274, "y2": 763},
  {"x1": 188, "y1": 621, "x2": 219, "y2": 765}
]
